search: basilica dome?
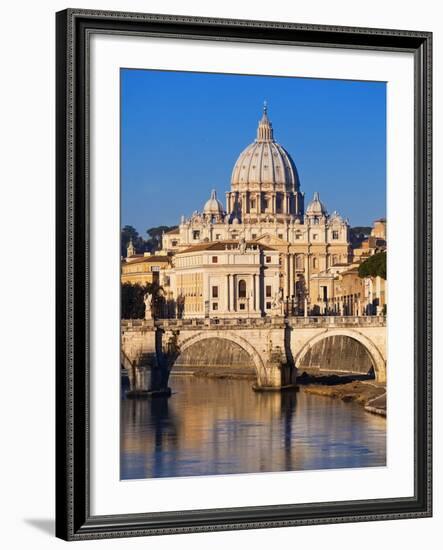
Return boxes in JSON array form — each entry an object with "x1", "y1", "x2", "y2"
[
  {"x1": 230, "y1": 104, "x2": 300, "y2": 192},
  {"x1": 306, "y1": 192, "x2": 327, "y2": 216},
  {"x1": 203, "y1": 189, "x2": 225, "y2": 215}
]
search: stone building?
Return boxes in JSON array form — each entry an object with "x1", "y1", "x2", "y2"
[
  {"x1": 169, "y1": 240, "x2": 281, "y2": 318},
  {"x1": 121, "y1": 240, "x2": 171, "y2": 286},
  {"x1": 371, "y1": 218, "x2": 387, "y2": 240}
]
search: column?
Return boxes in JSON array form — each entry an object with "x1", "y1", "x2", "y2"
[
  {"x1": 282, "y1": 255, "x2": 287, "y2": 299},
  {"x1": 226, "y1": 274, "x2": 230, "y2": 311},
  {"x1": 256, "y1": 192, "x2": 261, "y2": 214},
  {"x1": 288, "y1": 254, "x2": 292, "y2": 299},
  {"x1": 272, "y1": 193, "x2": 276, "y2": 214},
  {"x1": 230, "y1": 274, "x2": 236, "y2": 312},
  {"x1": 203, "y1": 272, "x2": 210, "y2": 318},
  {"x1": 305, "y1": 252, "x2": 310, "y2": 304},
  {"x1": 255, "y1": 272, "x2": 260, "y2": 313}
]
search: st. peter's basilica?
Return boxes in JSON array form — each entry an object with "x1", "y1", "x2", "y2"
[{"x1": 124, "y1": 104, "x2": 386, "y2": 318}]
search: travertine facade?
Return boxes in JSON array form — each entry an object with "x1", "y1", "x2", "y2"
[
  {"x1": 169, "y1": 241, "x2": 280, "y2": 318},
  {"x1": 160, "y1": 105, "x2": 357, "y2": 317}
]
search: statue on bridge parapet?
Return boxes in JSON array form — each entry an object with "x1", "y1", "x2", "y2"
[
  {"x1": 144, "y1": 292, "x2": 153, "y2": 320},
  {"x1": 271, "y1": 289, "x2": 284, "y2": 316}
]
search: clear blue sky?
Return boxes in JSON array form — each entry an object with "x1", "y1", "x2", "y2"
[{"x1": 121, "y1": 69, "x2": 386, "y2": 235}]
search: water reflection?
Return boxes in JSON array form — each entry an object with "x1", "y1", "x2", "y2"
[{"x1": 121, "y1": 375, "x2": 386, "y2": 480}]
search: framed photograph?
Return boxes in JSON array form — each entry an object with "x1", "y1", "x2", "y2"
[{"x1": 55, "y1": 9, "x2": 432, "y2": 540}]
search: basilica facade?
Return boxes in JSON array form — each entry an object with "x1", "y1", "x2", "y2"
[{"x1": 158, "y1": 104, "x2": 358, "y2": 318}]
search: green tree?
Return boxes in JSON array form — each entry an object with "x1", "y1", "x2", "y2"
[
  {"x1": 358, "y1": 251, "x2": 386, "y2": 280},
  {"x1": 350, "y1": 226, "x2": 372, "y2": 244},
  {"x1": 121, "y1": 225, "x2": 147, "y2": 257},
  {"x1": 121, "y1": 282, "x2": 165, "y2": 319},
  {"x1": 121, "y1": 282, "x2": 147, "y2": 319},
  {"x1": 145, "y1": 225, "x2": 178, "y2": 252}
]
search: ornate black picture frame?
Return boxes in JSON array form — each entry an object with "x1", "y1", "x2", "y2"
[{"x1": 55, "y1": 8, "x2": 432, "y2": 541}]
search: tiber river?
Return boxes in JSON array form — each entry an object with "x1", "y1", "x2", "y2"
[{"x1": 120, "y1": 374, "x2": 386, "y2": 480}]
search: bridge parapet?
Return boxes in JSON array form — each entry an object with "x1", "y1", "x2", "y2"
[
  {"x1": 121, "y1": 316, "x2": 385, "y2": 330},
  {"x1": 121, "y1": 318, "x2": 278, "y2": 330},
  {"x1": 288, "y1": 316, "x2": 386, "y2": 328},
  {"x1": 155, "y1": 317, "x2": 285, "y2": 328}
]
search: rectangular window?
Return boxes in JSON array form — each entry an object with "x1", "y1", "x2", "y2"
[
  {"x1": 295, "y1": 233, "x2": 302, "y2": 240},
  {"x1": 239, "y1": 303, "x2": 245, "y2": 310},
  {"x1": 212, "y1": 286, "x2": 218, "y2": 298},
  {"x1": 266, "y1": 285, "x2": 272, "y2": 297},
  {"x1": 212, "y1": 302, "x2": 218, "y2": 311},
  {"x1": 250, "y1": 199, "x2": 255, "y2": 209},
  {"x1": 266, "y1": 256, "x2": 271, "y2": 263},
  {"x1": 312, "y1": 233, "x2": 318, "y2": 240},
  {"x1": 171, "y1": 240, "x2": 178, "y2": 246},
  {"x1": 251, "y1": 233, "x2": 257, "y2": 240},
  {"x1": 192, "y1": 230, "x2": 200, "y2": 240},
  {"x1": 332, "y1": 230, "x2": 339, "y2": 239},
  {"x1": 215, "y1": 234, "x2": 221, "y2": 240},
  {"x1": 266, "y1": 302, "x2": 272, "y2": 309},
  {"x1": 212, "y1": 256, "x2": 218, "y2": 263},
  {"x1": 278, "y1": 234, "x2": 283, "y2": 240}
]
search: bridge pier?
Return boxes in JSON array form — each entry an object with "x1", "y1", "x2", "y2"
[
  {"x1": 254, "y1": 346, "x2": 297, "y2": 391},
  {"x1": 121, "y1": 321, "x2": 173, "y2": 398}
]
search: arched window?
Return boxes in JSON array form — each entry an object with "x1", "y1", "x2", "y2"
[{"x1": 238, "y1": 279, "x2": 247, "y2": 298}]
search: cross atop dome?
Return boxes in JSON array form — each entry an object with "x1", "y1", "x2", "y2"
[{"x1": 257, "y1": 101, "x2": 273, "y2": 141}]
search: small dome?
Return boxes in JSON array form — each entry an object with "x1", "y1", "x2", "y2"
[
  {"x1": 203, "y1": 190, "x2": 225, "y2": 215},
  {"x1": 306, "y1": 192, "x2": 327, "y2": 216}
]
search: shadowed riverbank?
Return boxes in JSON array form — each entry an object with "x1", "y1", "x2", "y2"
[{"x1": 296, "y1": 372, "x2": 386, "y2": 417}]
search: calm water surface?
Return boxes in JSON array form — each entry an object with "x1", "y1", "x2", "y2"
[{"x1": 121, "y1": 375, "x2": 386, "y2": 480}]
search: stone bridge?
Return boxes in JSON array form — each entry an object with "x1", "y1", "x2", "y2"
[{"x1": 121, "y1": 316, "x2": 386, "y2": 395}]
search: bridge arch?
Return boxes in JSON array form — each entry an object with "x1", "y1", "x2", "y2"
[
  {"x1": 294, "y1": 329, "x2": 386, "y2": 383},
  {"x1": 174, "y1": 330, "x2": 267, "y2": 383}
]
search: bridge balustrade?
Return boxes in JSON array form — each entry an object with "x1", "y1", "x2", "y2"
[
  {"x1": 122, "y1": 315, "x2": 386, "y2": 330},
  {"x1": 288, "y1": 316, "x2": 386, "y2": 328}
]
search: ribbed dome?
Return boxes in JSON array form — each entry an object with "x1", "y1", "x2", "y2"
[
  {"x1": 203, "y1": 190, "x2": 225, "y2": 215},
  {"x1": 230, "y1": 104, "x2": 299, "y2": 191},
  {"x1": 306, "y1": 192, "x2": 327, "y2": 216}
]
